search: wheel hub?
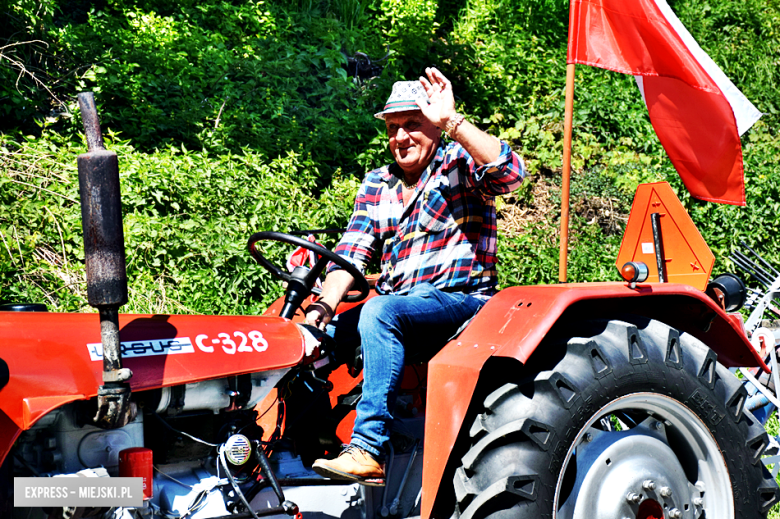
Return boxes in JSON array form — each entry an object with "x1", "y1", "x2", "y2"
[
  {"x1": 554, "y1": 393, "x2": 730, "y2": 519},
  {"x1": 563, "y1": 419, "x2": 691, "y2": 518}
]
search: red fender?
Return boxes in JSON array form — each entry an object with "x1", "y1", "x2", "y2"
[{"x1": 421, "y1": 282, "x2": 764, "y2": 519}]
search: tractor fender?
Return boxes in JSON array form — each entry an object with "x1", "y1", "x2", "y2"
[
  {"x1": 0, "y1": 311, "x2": 306, "y2": 467},
  {"x1": 421, "y1": 281, "x2": 764, "y2": 519}
]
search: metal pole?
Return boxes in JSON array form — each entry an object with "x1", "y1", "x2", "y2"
[
  {"x1": 651, "y1": 212, "x2": 667, "y2": 283},
  {"x1": 559, "y1": 63, "x2": 576, "y2": 283}
]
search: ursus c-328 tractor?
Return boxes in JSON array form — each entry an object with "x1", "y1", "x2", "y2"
[{"x1": 1, "y1": 94, "x2": 779, "y2": 519}]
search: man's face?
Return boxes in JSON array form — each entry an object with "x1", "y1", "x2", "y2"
[{"x1": 385, "y1": 111, "x2": 440, "y2": 177}]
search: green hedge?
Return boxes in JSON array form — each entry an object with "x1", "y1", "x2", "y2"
[{"x1": 0, "y1": 132, "x2": 360, "y2": 313}]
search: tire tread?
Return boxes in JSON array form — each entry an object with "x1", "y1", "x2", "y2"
[{"x1": 451, "y1": 318, "x2": 777, "y2": 519}]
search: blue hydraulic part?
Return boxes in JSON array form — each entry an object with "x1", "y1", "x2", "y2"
[{"x1": 745, "y1": 379, "x2": 777, "y2": 425}]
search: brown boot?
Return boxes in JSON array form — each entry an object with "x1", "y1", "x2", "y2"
[{"x1": 312, "y1": 445, "x2": 386, "y2": 486}]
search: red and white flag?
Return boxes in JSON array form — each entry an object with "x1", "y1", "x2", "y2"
[{"x1": 568, "y1": 0, "x2": 761, "y2": 205}]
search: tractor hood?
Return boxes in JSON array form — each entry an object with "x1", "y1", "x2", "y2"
[{"x1": 0, "y1": 312, "x2": 305, "y2": 432}]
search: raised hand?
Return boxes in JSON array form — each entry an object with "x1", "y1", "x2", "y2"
[{"x1": 416, "y1": 67, "x2": 458, "y2": 129}]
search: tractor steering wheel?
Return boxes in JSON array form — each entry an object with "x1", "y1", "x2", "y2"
[{"x1": 247, "y1": 231, "x2": 370, "y2": 319}]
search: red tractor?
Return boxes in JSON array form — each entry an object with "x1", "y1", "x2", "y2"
[{"x1": 1, "y1": 95, "x2": 779, "y2": 519}]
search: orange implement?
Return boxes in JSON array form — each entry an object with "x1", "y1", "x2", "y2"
[{"x1": 616, "y1": 182, "x2": 715, "y2": 290}]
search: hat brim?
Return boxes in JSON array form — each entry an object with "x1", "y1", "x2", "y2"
[{"x1": 374, "y1": 102, "x2": 424, "y2": 120}]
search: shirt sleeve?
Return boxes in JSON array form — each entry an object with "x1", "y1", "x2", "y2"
[
  {"x1": 326, "y1": 179, "x2": 377, "y2": 274},
  {"x1": 457, "y1": 140, "x2": 526, "y2": 196}
]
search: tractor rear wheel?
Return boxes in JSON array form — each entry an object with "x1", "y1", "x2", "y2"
[{"x1": 453, "y1": 318, "x2": 780, "y2": 519}]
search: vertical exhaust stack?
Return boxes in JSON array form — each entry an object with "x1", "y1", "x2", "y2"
[{"x1": 77, "y1": 92, "x2": 135, "y2": 429}]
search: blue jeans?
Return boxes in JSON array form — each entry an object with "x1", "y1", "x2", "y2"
[{"x1": 328, "y1": 283, "x2": 486, "y2": 458}]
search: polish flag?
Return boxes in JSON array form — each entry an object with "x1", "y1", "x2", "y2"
[{"x1": 568, "y1": 0, "x2": 761, "y2": 205}]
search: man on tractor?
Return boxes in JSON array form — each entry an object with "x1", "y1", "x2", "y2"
[{"x1": 304, "y1": 67, "x2": 526, "y2": 486}]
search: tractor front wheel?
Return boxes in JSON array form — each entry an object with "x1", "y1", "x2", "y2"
[{"x1": 453, "y1": 318, "x2": 779, "y2": 519}]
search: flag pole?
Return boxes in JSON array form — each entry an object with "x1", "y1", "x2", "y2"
[{"x1": 559, "y1": 63, "x2": 575, "y2": 283}]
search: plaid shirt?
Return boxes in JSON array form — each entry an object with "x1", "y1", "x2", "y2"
[{"x1": 330, "y1": 140, "x2": 525, "y2": 296}]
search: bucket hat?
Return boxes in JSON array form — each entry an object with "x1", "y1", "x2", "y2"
[{"x1": 374, "y1": 81, "x2": 430, "y2": 119}]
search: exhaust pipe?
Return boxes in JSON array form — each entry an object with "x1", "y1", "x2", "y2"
[{"x1": 77, "y1": 92, "x2": 135, "y2": 429}]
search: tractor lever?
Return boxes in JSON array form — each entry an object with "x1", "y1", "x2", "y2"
[{"x1": 253, "y1": 441, "x2": 298, "y2": 515}]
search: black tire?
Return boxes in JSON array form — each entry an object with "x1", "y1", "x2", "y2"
[{"x1": 453, "y1": 318, "x2": 780, "y2": 519}]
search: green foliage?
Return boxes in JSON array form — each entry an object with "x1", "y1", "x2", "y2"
[
  {"x1": 0, "y1": 131, "x2": 359, "y2": 314},
  {"x1": 0, "y1": 1, "x2": 64, "y2": 128},
  {"x1": 376, "y1": 0, "x2": 438, "y2": 73},
  {"x1": 3, "y1": 0, "x2": 392, "y2": 178},
  {"x1": 497, "y1": 225, "x2": 558, "y2": 287},
  {"x1": 62, "y1": 1, "x2": 386, "y2": 168}
]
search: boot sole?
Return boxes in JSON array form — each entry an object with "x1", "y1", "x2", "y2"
[{"x1": 312, "y1": 463, "x2": 386, "y2": 487}]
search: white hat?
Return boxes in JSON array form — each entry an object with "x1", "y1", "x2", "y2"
[{"x1": 374, "y1": 81, "x2": 430, "y2": 119}]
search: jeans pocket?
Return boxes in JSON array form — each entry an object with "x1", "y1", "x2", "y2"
[
  {"x1": 408, "y1": 282, "x2": 438, "y2": 298},
  {"x1": 410, "y1": 283, "x2": 470, "y2": 310}
]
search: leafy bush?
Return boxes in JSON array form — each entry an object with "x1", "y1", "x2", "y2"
[
  {"x1": 3, "y1": 0, "x2": 393, "y2": 177},
  {"x1": 0, "y1": 131, "x2": 360, "y2": 314},
  {"x1": 0, "y1": 1, "x2": 65, "y2": 128}
]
